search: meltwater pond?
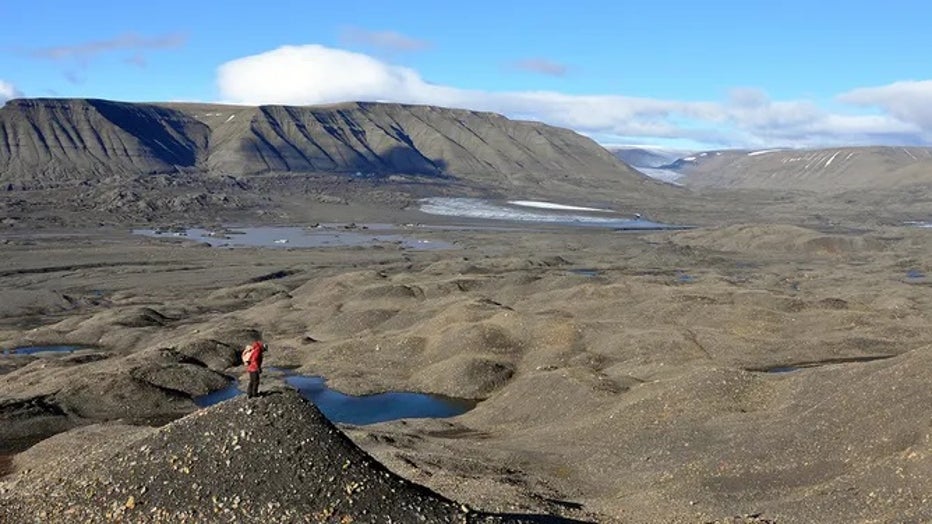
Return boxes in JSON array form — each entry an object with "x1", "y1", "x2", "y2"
[
  {"x1": 1, "y1": 345, "x2": 88, "y2": 356},
  {"x1": 134, "y1": 225, "x2": 454, "y2": 250},
  {"x1": 195, "y1": 372, "x2": 476, "y2": 425},
  {"x1": 285, "y1": 374, "x2": 476, "y2": 425}
]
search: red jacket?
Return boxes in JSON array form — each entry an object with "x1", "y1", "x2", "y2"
[{"x1": 246, "y1": 341, "x2": 264, "y2": 373}]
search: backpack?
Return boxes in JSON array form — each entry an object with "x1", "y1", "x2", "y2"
[{"x1": 241, "y1": 343, "x2": 256, "y2": 366}]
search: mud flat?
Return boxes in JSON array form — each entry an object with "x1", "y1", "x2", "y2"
[{"x1": 0, "y1": 209, "x2": 930, "y2": 522}]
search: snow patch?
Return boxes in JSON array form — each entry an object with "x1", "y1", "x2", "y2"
[
  {"x1": 225, "y1": 114, "x2": 236, "y2": 122},
  {"x1": 419, "y1": 198, "x2": 676, "y2": 229},
  {"x1": 747, "y1": 149, "x2": 783, "y2": 156},
  {"x1": 824, "y1": 151, "x2": 841, "y2": 167},
  {"x1": 508, "y1": 200, "x2": 614, "y2": 212}
]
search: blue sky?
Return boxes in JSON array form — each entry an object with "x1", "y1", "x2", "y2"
[{"x1": 2, "y1": 0, "x2": 931, "y2": 149}]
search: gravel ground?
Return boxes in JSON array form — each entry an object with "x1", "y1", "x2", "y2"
[{"x1": 0, "y1": 390, "x2": 593, "y2": 523}]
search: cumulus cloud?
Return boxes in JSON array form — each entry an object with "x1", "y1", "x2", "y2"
[
  {"x1": 339, "y1": 27, "x2": 430, "y2": 52},
  {"x1": 216, "y1": 44, "x2": 932, "y2": 148},
  {"x1": 217, "y1": 45, "x2": 443, "y2": 105},
  {"x1": 0, "y1": 80, "x2": 22, "y2": 102},
  {"x1": 839, "y1": 80, "x2": 932, "y2": 131},
  {"x1": 510, "y1": 58, "x2": 569, "y2": 77}
]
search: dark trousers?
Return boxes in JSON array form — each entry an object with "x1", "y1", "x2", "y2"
[{"x1": 247, "y1": 371, "x2": 261, "y2": 398}]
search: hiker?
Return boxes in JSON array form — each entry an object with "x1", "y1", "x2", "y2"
[{"x1": 243, "y1": 340, "x2": 266, "y2": 398}]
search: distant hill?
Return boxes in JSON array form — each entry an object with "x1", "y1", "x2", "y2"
[
  {"x1": 608, "y1": 147, "x2": 690, "y2": 169},
  {"x1": 664, "y1": 147, "x2": 932, "y2": 192},
  {"x1": 0, "y1": 98, "x2": 668, "y2": 201}
]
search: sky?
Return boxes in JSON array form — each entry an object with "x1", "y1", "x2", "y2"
[{"x1": 1, "y1": 0, "x2": 931, "y2": 150}]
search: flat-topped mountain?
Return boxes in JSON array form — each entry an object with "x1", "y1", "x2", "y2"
[
  {"x1": 665, "y1": 147, "x2": 932, "y2": 192},
  {"x1": 0, "y1": 98, "x2": 659, "y2": 198}
]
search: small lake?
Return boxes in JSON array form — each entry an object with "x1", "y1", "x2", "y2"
[
  {"x1": 1, "y1": 345, "x2": 87, "y2": 356},
  {"x1": 285, "y1": 374, "x2": 476, "y2": 425},
  {"x1": 134, "y1": 225, "x2": 455, "y2": 250},
  {"x1": 194, "y1": 372, "x2": 476, "y2": 425}
]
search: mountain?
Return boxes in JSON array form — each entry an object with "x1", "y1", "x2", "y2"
[
  {"x1": 0, "y1": 98, "x2": 662, "y2": 199},
  {"x1": 0, "y1": 98, "x2": 209, "y2": 184},
  {"x1": 663, "y1": 147, "x2": 932, "y2": 192},
  {"x1": 608, "y1": 146, "x2": 691, "y2": 168}
]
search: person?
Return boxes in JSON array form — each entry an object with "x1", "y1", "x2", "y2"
[{"x1": 244, "y1": 340, "x2": 266, "y2": 398}]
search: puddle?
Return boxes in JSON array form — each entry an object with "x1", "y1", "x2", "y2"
[
  {"x1": 1, "y1": 345, "x2": 87, "y2": 356},
  {"x1": 193, "y1": 380, "x2": 242, "y2": 408},
  {"x1": 134, "y1": 225, "x2": 455, "y2": 251},
  {"x1": 766, "y1": 366, "x2": 800, "y2": 373},
  {"x1": 285, "y1": 373, "x2": 476, "y2": 425},
  {"x1": 905, "y1": 269, "x2": 926, "y2": 283},
  {"x1": 676, "y1": 272, "x2": 696, "y2": 284},
  {"x1": 194, "y1": 372, "x2": 477, "y2": 425},
  {"x1": 568, "y1": 269, "x2": 600, "y2": 277}
]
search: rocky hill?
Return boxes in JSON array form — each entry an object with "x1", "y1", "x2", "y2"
[
  {"x1": 0, "y1": 98, "x2": 655, "y2": 196},
  {"x1": 667, "y1": 147, "x2": 932, "y2": 192},
  {"x1": 0, "y1": 391, "x2": 582, "y2": 523}
]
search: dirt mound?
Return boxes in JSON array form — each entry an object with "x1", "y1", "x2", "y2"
[
  {"x1": 0, "y1": 391, "x2": 574, "y2": 523},
  {"x1": 0, "y1": 346, "x2": 231, "y2": 445},
  {"x1": 665, "y1": 224, "x2": 885, "y2": 256}
]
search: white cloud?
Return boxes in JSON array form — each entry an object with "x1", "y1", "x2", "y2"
[
  {"x1": 839, "y1": 80, "x2": 932, "y2": 131},
  {"x1": 0, "y1": 80, "x2": 21, "y2": 102},
  {"x1": 216, "y1": 45, "x2": 932, "y2": 148}
]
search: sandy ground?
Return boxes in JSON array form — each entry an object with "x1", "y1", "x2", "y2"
[{"x1": 0, "y1": 203, "x2": 930, "y2": 523}]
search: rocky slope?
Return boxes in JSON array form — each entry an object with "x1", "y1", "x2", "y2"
[
  {"x1": 0, "y1": 391, "x2": 583, "y2": 523},
  {"x1": 667, "y1": 147, "x2": 932, "y2": 192},
  {"x1": 0, "y1": 98, "x2": 653, "y2": 195},
  {"x1": 0, "y1": 98, "x2": 209, "y2": 184}
]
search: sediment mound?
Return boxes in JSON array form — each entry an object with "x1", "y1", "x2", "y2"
[
  {"x1": 0, "y1": 391, "x2": 579, "y2": 523},
  {"x1": 664, "y1": 224, "x2": 885, "y2": 256},
  {"x1": 0, "y1": 391, "x2": 466, "y2": 522}
]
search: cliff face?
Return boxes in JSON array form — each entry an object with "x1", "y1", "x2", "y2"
[
  {"x1": 0, "y1": 98, "x2": 649, "y2": 194},
  {"x1": 0, "y1": 99, "x2": 209, "y2": 183}
]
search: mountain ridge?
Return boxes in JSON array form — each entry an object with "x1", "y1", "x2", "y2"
[
  {"x1": 0, "y1": 98, "x2": 657, "y2": 198},
  {"x1": 658, "y1": 146, "x2": 932, "y2": 192}
]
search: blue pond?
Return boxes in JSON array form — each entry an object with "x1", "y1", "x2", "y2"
[
  {"x1": 285, "y1": 374, "x2": 476, "y2": 425},
  {"x1": 1, "y1": 345, "x2": 86, "y2": 356},
  {"x1": 193, "y1": 380, "x2": 243, "y2": 408},
  {"x1": 194, "y1": 373, "x2": 476, "y2": 425}
]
